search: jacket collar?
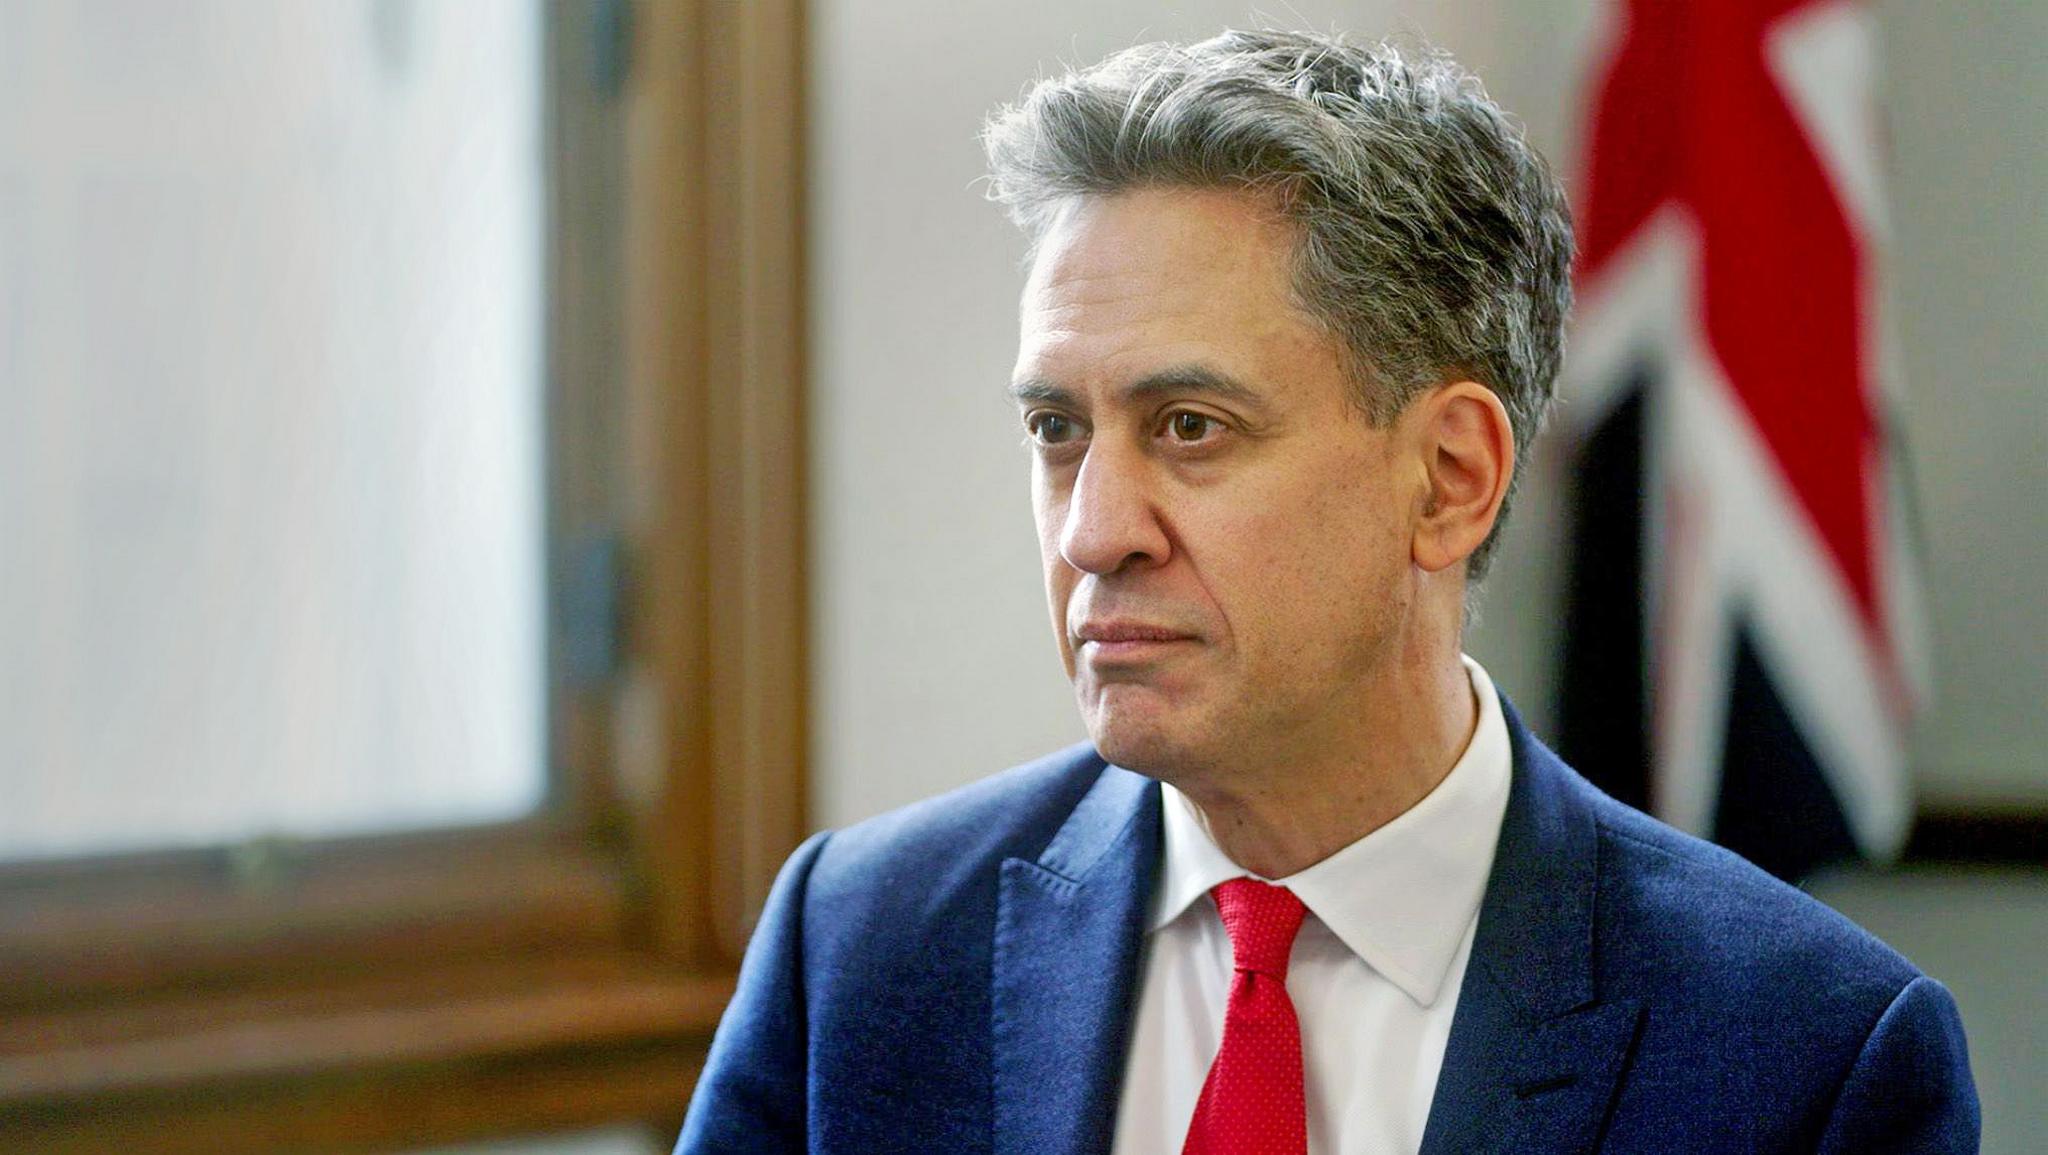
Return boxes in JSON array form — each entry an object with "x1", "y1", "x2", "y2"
[
  {"x1": 1417, "y1": 696, "x2": 1642, "y2": 1154},
  {"x1": 991, "y1": 761, "x2": 1160, "y2": 1155}
]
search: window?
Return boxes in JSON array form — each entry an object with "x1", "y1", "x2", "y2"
[
  {"x1": 2, "y1": 1, "x2": 548, "y2": 865},
  {"x1": 0, "y1": 3, "x2": 807, "y2": 1151}
]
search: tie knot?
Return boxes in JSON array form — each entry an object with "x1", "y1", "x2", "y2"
[{"x1": 1211, "y1": 878, "x2": 1306, "y2": 977}]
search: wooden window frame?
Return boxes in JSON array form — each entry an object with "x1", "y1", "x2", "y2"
[{"x1": 0, "y1": 2, "x2": 808, "y2": 1151}]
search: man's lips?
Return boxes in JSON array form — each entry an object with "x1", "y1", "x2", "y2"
[{"x1": 1071, "y1": 620, "x2": 1198, "y2": 659}]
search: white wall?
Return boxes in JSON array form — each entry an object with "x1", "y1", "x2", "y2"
[{"x1": 1874, "y1": 0, "x2": 2048, "y2": 808}]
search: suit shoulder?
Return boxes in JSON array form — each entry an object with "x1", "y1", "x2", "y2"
[
  {"x1": 811, "y1": 742, "x2": 1110, "y2": 888},
  {"x1": 1585, "y1": 787, "x2": 1920, "y2": 1004}
]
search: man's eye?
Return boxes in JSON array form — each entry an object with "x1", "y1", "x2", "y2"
[
  {"x1": 1028, "y1": 412, "x2": 1079, "y2": 444},
  {"x1": 1166, "y1": 411, "x2": 1218, "y2": 442}
]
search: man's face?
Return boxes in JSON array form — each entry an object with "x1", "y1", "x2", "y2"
[{"x1": 1013, "y1": 187, "x2": 1431, "y2": 781}]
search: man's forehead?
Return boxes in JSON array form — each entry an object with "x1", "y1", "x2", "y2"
[
  {"x1": 1014, "y1": 189, "x2": 1318, "y2": 390},
  {"x1": 1023, "y1": 187, "x2": 1296, "y2": 304}
]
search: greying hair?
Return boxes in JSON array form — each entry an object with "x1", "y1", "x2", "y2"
[{"x1": 981, "y1": 30, "x2": 1573, "y2": 579}]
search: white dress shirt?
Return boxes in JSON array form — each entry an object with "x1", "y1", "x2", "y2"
[{"x1": 1110, "y1": 656, "x2": 1513, "y2": 1155}]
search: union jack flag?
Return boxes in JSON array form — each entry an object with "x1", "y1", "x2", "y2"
[{"x1": 1557, "y1": 0, "x2": 1927, "y2": 879}]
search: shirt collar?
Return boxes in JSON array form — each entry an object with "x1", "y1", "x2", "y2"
[{"x1": 1147, "y1": 655, "x2": 1513, "y2": 1008}]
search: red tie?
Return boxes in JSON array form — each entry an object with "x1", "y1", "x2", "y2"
[{"x1": 1182, "y1": 878, "x2": 1309, "y2": 1155}]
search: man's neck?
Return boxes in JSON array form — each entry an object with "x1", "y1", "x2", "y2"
[{"x1": 1172, "y1": 652, "x2": 1479, "y2": 880}]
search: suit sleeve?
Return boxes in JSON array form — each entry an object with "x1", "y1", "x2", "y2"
[
  {"x1": 674, "y1": 830, "x2": 832, "y2": 1154},
  {"x1": 1814, "y1": 975, "x2": 1980, "y2": 1154}
]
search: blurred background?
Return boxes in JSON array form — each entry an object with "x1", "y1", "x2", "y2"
[{"x1": 1, "y1": 1, "x2": 2040, "y2": 1152}]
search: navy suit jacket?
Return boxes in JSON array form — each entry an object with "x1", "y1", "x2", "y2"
[{"x1": 678, "y1": 700, "x2": 1978, "y2": 1153}]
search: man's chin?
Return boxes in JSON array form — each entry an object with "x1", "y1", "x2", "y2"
[
  {"x1": 1084, "y1": 715, "x2": 1208, "y2": 779},
  {"x1": 1078, "y1": 682, "x2": 1220, "y2": 774}
]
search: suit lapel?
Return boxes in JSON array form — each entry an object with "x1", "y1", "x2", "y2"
[
  {"x1": 992, "y1": 764, "x2": 1160, "y2": 1155},
  {"x1": 1420, "y1": 699, "x2": 1643, "y2": 1155}
]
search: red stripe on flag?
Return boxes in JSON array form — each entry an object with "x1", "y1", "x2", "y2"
[{"x1": 1577, "y1": 0, "x2": 1881, "y2": 632}]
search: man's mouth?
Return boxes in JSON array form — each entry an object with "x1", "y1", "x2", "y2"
[{"x1": 1071, "y1": 619, "x2": 1198, "y2": 661}]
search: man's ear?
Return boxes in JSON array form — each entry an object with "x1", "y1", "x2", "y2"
[{"x1": 1411, "y1": 381, "x2": 1514, "y2": 574}]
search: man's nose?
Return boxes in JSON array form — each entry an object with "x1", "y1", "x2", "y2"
[{"x1": 1058, "y1": 443, "x2": 1170, "y2": 575}]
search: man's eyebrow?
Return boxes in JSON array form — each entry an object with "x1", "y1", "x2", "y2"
[
  {"x1": 1006, "y1": 377, "x2": 1073, "y2": 407},
  {"x1": 1121, "y1": 365, "x2": 1267, "y2": 410},
  {"x1": 1007, "y1": 365, "x2": 1270, "y2": 411}
]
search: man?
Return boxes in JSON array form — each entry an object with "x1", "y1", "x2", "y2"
[{"x1": 678, "y1": 30, "x2": 1977, "y2": 1154}]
